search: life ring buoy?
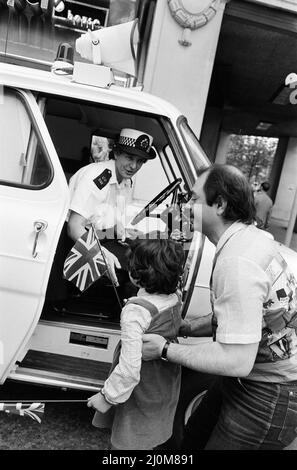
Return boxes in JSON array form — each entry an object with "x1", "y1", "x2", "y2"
[{"x1": 168, "y1": 0, "x2": 220, "y2": 30}]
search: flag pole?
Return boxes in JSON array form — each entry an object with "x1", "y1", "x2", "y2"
[
  {"x1": 0, "y1": 399, "x2": 90, "y2": 423},
  {"x1": 0, "y1": 399, "x2": 88, "y2": 403},
  {"x1": 91, "y1": 223, "x2": 123, "y2": 310}
]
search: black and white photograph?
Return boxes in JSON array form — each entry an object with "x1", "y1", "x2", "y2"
[{"x1": 1, "y1": 0, "x2": 297, "y2": 461}]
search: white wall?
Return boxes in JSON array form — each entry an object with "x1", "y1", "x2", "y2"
[
  {"x1": 272, "y1": 137, "x2": 297, "y2": 224},
  {"x1": 143, "y1": 0, "x2": 227, "y2": 138}
]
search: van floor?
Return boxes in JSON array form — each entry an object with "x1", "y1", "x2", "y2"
[
  {"x1": 41, "y1": 287, "x2": 123, "y2": 328},
  {"x1": 41, "y1": 306, "x2": 121, "y2": 330}
]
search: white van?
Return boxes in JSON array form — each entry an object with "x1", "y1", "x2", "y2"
[{"x1": 1, "y1": 60, "x2": 297, "y2": 446}]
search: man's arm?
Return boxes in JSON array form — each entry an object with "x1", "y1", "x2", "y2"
[
  {"x1": 142, "y1": 334, "x2": 259, "y2": 377},
  {"x1": 179, "y1": 313, "x2": 212, "y2": 337}
]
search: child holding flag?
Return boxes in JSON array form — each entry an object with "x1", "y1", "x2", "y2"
[{"x1": 87, "y1": 237, "x2": 184, "y2": 449}]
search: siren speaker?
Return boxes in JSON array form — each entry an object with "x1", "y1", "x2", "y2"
[{"x1": 76, "y1": 19, "x2": 139, "y2": 77}]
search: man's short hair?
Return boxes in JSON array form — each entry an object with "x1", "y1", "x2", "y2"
[
  {"x1": 197, "y1": 164, "x2": 256, "y2": 224},
  {"x1": 261, "y1": 181, "x2": 270, "y2": 192}
]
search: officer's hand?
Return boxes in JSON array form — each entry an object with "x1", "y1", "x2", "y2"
[
  {"x1": 142, "y1": 334, "x2": 167, "y2": 361},
  {"x1": 125, "y1": 227, "x2": 145, "y2": 240},
  {"x1": 101, "y1": 246, "x2": 121, "y2": 286}
]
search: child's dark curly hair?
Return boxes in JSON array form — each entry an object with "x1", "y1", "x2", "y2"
[{"x1": 127, "y1": 238, "x2": 185, "y2": 295}]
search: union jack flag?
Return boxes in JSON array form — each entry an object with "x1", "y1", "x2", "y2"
[
  {"x1": 0, "y1": 402, "x2": 45, "y2": 423},
  {"x1": 63, "y1": 227, "x2": 107, "y2": 292}
]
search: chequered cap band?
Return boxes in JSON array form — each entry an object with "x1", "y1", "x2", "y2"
[
  {"x1": 119, "y1": 136, "x2": 136, "y2": 147},
  {"x1": 118, "y1": 134, "x2": 151, "y2": 153}
]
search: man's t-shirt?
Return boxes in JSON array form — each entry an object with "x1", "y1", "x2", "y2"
[{"x1": 211, "y1": 223, "x2": 297, "y2": 382}]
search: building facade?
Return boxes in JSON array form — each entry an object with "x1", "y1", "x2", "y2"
[{"x1": 143, "y1": 0, "x2": 297, "y2": 235}]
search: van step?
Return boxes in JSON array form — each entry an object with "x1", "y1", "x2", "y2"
[
  {"x1": 21, "y1": 350, "x2": 111, "y2": 380},
  {"x1": 9, "y1": 350, "x2": 111, "y2": 391}
]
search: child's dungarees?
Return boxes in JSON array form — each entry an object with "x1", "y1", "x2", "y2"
[{"x1": 93, "y1": 295, "x2": 182, "y2": 450}]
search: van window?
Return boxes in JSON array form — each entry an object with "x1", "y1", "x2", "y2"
[
  {"x1": 42, "y1": 95, "x2": 180, "y2": 213},
  {"x1": 0, "y1": 88, "x2": 52, "y2": 188},
  {"x1": 132, "y1": 148, "x2": 169, "y2": 204}
]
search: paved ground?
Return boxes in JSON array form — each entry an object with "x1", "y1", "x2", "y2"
[{"x1": 0, "y1": 382, "x2": 110, "y2": 450}]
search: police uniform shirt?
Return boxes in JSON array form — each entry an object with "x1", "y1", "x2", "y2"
[{"x1": 68, "y1": 160, "x2": 133, "y2": 230}]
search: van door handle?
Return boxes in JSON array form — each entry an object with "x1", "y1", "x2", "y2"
[{"x1": 32, "y1": 220, "x2": 48, "y2": 258}]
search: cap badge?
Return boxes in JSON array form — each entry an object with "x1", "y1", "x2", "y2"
[{"x1": 135, "y1": 135, "x2": 150, "y2": 151}]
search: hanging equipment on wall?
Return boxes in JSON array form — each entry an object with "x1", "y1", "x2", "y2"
[{"x1": 167, "y1": 0, "x2": 221, "y2": 46}]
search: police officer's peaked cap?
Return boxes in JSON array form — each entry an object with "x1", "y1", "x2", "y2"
[{"x1": 114, "y1": 128, "x2": 156, "y2": 159}]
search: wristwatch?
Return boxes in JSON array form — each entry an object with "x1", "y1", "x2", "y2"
[{"x1": 161, "y1": 340, "x2": 171, "y2": 362}]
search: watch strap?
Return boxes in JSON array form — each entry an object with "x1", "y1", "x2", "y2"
[{"x1": 161, "y1": 340, "x2": 170, "y2": 362}]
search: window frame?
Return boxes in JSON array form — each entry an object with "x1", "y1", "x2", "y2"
[{"x1": 0, "y1": 87, "x2": 54, "y2": 190}]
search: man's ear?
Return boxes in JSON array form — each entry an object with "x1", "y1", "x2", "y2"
[{"x1": 215, "y1": 196, "x2": 227, "y2": 216}]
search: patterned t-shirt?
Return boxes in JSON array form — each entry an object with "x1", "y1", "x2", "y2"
[
  {"x1": 211, "y1": 222, "x2": 297, "y2": 382},
  {"x1": 252, "y1": 252, "x2": 297, "y2": 381}
]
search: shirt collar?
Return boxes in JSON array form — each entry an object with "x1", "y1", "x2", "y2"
[
  {"x1": 137, "y1": 287, "x2": 173, "y2": 300},
  {"x1": 216, "y1": 221, "x2": 247, "y2": 255},
  {"x1": 109, "y1": 160, "x2": 133, "y2": 188}
]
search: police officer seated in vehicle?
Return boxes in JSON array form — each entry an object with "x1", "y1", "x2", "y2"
[{"x1": 67, "y1": 128, "x2": 156, "y2": 303}]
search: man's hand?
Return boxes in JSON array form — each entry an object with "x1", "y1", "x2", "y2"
[
  {"x1": 142, "y1": 334, "x2": 167, "y2": 361},
  {"x1": 101, "y1": 246, "x2": 121, "y2": 286},
  {"x1": 87, "y1": 391, "x2": 112, "y2": 413}
]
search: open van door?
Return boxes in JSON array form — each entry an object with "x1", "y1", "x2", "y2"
[{"x1": 0, "y1": 86, "x2": 69, "y2": 383}]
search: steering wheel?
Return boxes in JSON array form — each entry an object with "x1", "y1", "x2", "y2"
[{"x1": 130, "y1": 178, "x2": 182, "y2": 226}]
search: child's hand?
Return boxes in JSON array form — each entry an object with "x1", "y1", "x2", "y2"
[{"x1": 87, "y1": 390, "x2": 112, "y2": 413}]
